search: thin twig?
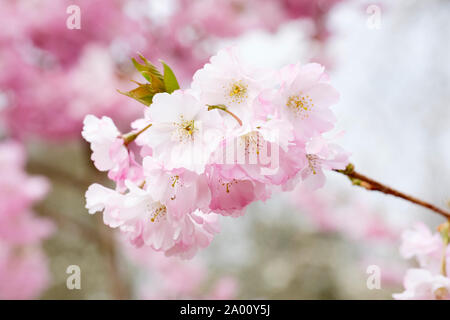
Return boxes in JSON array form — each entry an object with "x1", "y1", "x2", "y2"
[{"x1": 334, "y1": 163, "x2": 450, "y2": 219}]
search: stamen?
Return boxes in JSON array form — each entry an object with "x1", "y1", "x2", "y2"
[
  {"x1": 170, "y1": 175, "x2": 180, "y2": 188},
  {"x1": 306, "y1": 154, "x2": 320, "y2": 175},
  {"x1": 220, "y1": 178, "x2": 238, "y2": 193},
  {"x1": 240, "y1": 131, "x2": 262, "y2": 156},
  {"x1": 286, "y1": 93, "x2": 314, "y2": 119},
  {"x1": 173, "y1": 116, "x2": 196, "y2": 143},
  {"x1": 224, "y1": 80, "x2": 248, "y2": 104},
  {"x1": 148, "y1": 203, "x2": 167, "y2": 223}
]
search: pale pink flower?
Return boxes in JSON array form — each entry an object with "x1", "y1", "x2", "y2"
[
  {"x1": 399, "y1": 222, "x2": 449, "y2": 275},
  {"x1": 207, "y1": 164, "x2": 271, "y2": 217},
  {"x1": 400, "y1": 222, "x2": 443, "y2": 261},
  {"x1": 0, "y1": 243, "x2": 51, "y2": 300},
  {"x1": 82, "y1": 115, "x2": 128, "y2": 172},
  {"x1": 300, "y1": 136, "x2": 349, "y2": 190},
  {"x1": 0, "y1": 142, "x2": 50, "y2": 217},
  {"x1": 0, "y1": 211, "x2": 54, "y2": 245},
  {"x1": 393, "y1": 268, "x2": 450, "y2": 300},
  {"x1": 210, "y1": 117, "x2": 305, "y2": 191},
  {"x1": 272, "y1": 63, "x2": 340, "y2": 141},
  {"x1": 142, "y1": 157, "x2": 211, "y2": 217},
  {"x1": 191, "y1": 47, "x2": 269, "y2": 125},
  {"x1": 82, "y1": 114, "x2": 142, "y2": 189},
  {"x1": 85, "y1": 177, "x2": 220, "y2": 258},
  {"x1": 134, "y1": 91, "x2": 223, "y2": 174}
]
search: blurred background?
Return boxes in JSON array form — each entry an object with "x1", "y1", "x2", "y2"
[{"x1": 0, "y1": 0, "x2": 449, "y2": 299}]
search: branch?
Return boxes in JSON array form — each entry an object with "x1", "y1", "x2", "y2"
[{"x1": 334, "y1": 163, "x2": 450, "y2": 219}]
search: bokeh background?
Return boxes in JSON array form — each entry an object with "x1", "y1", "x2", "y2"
[{"x1": 0, "y1": 0, "x2": 449, "y2": 299}]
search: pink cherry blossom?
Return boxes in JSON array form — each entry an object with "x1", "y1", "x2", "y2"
[
  {"x1": 82, "y1": 115, "x2": 128, "y2": 172},
  {"x1": 0, "y1": 140, "x2": 53, "y2": 299},
  {"x1": 134, "y1": 91, "x2": 224, "y2": 174},
  {"x1": 272, "y1": 63, "x2": 340, "y2": 141},
  {"x1": 86, "y1": 175, "x2": 220, "y2": 258},
  {"x1": 398, "y1": 222, "x2": 450, "y2": 276},
  {"x1": 399, "y1": 222, "x2": 443, "y2": 262},
  {"x1": 207, "y1": 164, "x2": 271, "y2": 217},
  {"x1": 192, "y1": 47, "x2": 269, "y2": 125},
  {"x1": 0, "y1": 141, "x2": 53, "y2": 241},
  {"x1": 300, "y1": 136, "x2": 349, "y2": 190},
  {"x1": 0, "y1": 243, "x2": 51, "y2": 300},
  {"x1": 393, "y1": 268, "x2": 450, "y2": 300},
  {"x1": 0, "y1": 211, "x2": 54, "y2": 245},
  {"x1": 82, "y1": 114, "x2": 143, "y2": 189}
]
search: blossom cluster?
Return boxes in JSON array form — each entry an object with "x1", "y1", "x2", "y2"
[
  {"x1": 394, "y1": 222, "x2": 450, "y2": 300},
  {"x1": 83, "y1": 47, "x2": 348, "y2": 259},
  {"x1": 0, "y1": 141, "x2": 54, "y2": 299}
]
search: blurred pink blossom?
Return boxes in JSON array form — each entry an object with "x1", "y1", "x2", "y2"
[
  {"x1": 0, "y1": 140, "x2": 54, "y2": 299},
  {"x1": 122, "y1": 242, "x2": 237, "y2": 299},
  {"x1": 0, "y1": 244, "x2": 51, "y2": 300}
]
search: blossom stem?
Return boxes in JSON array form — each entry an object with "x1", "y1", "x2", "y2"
[
  {"x1": 334, "y1": 163, "x2": 450, "y2": 220},
  {"x1": 207, "y1": 104, "x2": 243, "y2": 126},
  {"x1": 122, "y1": 123, "x2": 152, "y2": 146}
]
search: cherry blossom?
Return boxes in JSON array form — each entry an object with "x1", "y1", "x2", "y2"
[
  {"x1": 394, "y1": 223, "x2": 450, "y2": 300},
  {"x1": 399, "y1": 222, "x2": 444, "y2": 270},
  {"x1": 192, "y1": 47, "x2": 269, "y2": 125},
  {"x1": 134, "y1": 91, "x2": 224, "y2": 174},
  {"x1": 0, "y1": 141, "x2": 53, "y2": 299},
  {"x1": 393, "y1": 269, "x2": 450, "y2": 300},
  {"x1": 86, "y1": 176, "x2": 220, "y2": 258},
  {"x1": 0, "y1": 243, "x2": 51, "y2": 300},
  {"x1": 83, "y1": 47, "x2": 348, "y2": 257},
  {"x1": 272, "y1": 63, "x2": 340, "y2": 141}
]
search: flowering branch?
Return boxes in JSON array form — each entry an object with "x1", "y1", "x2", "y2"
[{"x1": 335, "y1": 163, "x2": 450, "y2": 219}]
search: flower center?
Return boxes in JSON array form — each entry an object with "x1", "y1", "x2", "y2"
[
  {"x1": 286, "y1": 93, "x2": 314, "y2": 119},
  {"x1": 225, "y1": 80, "x2": 248, "y2": 104},
  {"x1": 170, "y1": 175, "x2": 180, "y2": 188},
  {"x1": 148, "y1": 203, "x2": 167, "y2": 223},
  {"x1": 219, "y1": 178, "x2": 238, "y2": 193},
  {"x1": 306, "y1": 154, "x2": 319, "y2": 175},
  {"x1": 173, "y1": 116, "x2": 196, "y2": 143},
  {"x1": 240, "y1": 131, "x2": 262, "y2": 156}
]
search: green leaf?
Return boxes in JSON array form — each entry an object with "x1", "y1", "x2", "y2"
[
  {"x1": 160, "y1": 60, "x2": 180, "y2": 93},
  {"x1": 119, "y1": 55, "x2": 180, "y2": 106},
  {"x1": 117, "y1": 81, "x2": 156, "y2": 106},
  {"x1": 132, "y1": 54, "x2": 165, "y2": 92}
]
